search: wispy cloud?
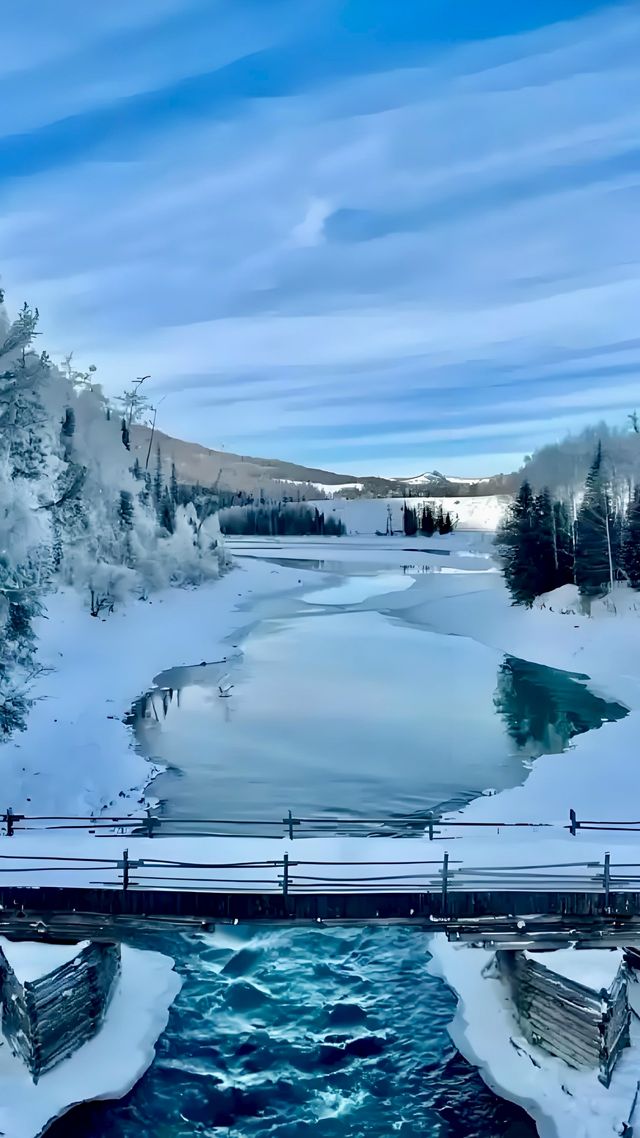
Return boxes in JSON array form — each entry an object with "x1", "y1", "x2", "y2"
[{"x1": 0, "y1": 1, "x2": 638, "y2": 476}]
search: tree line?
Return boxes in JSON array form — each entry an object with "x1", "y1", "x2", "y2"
[
  {"x1": 219, "y1": 504, "x2": 346, "y2": 537},
  {"x1": 401, "y1": 502, "x2": 456, "y2": 537},
  {"x1": 497, "y1": 440, "x2": 640, "y2": 605}
]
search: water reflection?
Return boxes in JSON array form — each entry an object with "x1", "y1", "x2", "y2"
[{"x1": 495, "y1": 657, "x2": 627, "y2": 755}]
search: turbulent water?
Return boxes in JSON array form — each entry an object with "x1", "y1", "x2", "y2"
[{"x1": 49, "y1": 926, "x2": 536, "y2": 1138}]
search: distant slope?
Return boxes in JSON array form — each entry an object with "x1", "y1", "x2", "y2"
[
  {"x1": 306, "y1": 495, "x2": 509, "y2": 533},
  {"x1": 130, "y1": 425, "x2": 517, "y2": 498}
]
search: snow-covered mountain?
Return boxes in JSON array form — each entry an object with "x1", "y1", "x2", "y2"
[{"x1": 130, "y1": 426, "x2": 517, "y2": 499}]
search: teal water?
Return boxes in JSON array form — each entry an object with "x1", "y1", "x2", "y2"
[
  {"x1": 138, "y1": 610, "x2": 626, "y2": 826},
  {"x1": 49, "y1": 926, "x2": 535, "y2": 1138}
]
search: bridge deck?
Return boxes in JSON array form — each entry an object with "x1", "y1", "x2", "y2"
[
  {"x1": 2, "y1": 885, "x2": 640, "y2": 947},
  {"x1": 3, "y1": 815, "x2": 640, "y2": 945}
]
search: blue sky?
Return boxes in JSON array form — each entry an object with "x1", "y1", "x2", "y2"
[{"x1": 1, "y1": 0, "x2": 639, "y2": 476}]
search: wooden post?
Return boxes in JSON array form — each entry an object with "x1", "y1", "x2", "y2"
[
  {"x1": 286, "y1": 810, "x2": 294, "y2": 841},
  {"x1": 604, "y1": 851, "x2": 611, "y2": 910},
  {"x1": 122, "y1": 849, "x2": 130, "y2": 892},
  {"x1": 6, "y1": 807, "x2": 14, "y2": 838},
  {"x1": 282, "y1": 853, "x2": 289, "y2": 897},
  {"x1": 569, "y1": 808, "x2": 577, "y2": 837},
  {"x1": 427, "y1": 814, "x2": 434, "y2": 841},
  {"x1": 442, "y1": 851, "x2": 449, "y2": 916}
]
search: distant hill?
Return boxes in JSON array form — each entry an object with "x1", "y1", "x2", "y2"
[{"x1": 130, "y1": 424, "x2": 518, "y2": 499}]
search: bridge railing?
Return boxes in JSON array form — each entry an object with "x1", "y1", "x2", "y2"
[
  {"x1": 0, "y1": 848, "x2": 636, "y2": 905},
  {"x1": 2, "y1": 808, "x2": 634, "y2": 840}
]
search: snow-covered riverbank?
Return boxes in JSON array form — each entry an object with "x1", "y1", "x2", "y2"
[
  {"x1": 427, "y1": 939, "x2": 640, "y2": 1138},
  {"x1": 2, "y1": 556, "x2": 319, "y2": 817}
]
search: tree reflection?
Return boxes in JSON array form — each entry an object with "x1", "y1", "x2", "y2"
[{"x1": 494, "y1": 656, "x2": 627, "y2": 755}]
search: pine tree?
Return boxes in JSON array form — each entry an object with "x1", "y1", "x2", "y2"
[
  {"x1": 121, "y1": 417, "x2": 130, "y2": 451},
  {"x1": 421, "y1": 505, "x2": 436, "y2": 537},
  {"x1": 159, "y1": 487, "x2": 175, "y2": 534},
  {"x1": 575, "y1": 443, "x2": 616, "y2": 597},
  {"x1": 403, "y1": 503, "x2": 418, "y2": 536},
  {"x1": 532, "y1": 489, "x2": 559, "y2": 595},
  {"x1": 623, "y1": 487, "x2": 640, "y2": 588},
  {"x1": 153, "y1": 445, "x2": 164, "y2": 510},
  {"x1": 435, "y1": 504, "x2": 445, "y2": 534},
  {"x1": 170, "y1": 461, "x2": 179, "y2": 506},
  {"x1": 132, "y1": 457, "x2": 142, "y2": 481},
  {"x1": 495, "y1": 481, "x2": 542, "y2": 605},
  {"x1": 118, "y1": 490, "x2": 135, "y2": 564}
]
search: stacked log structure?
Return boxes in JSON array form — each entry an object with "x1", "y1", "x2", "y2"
[
  {"x1": 497, "y1": 949, "x2": 630, "y2": 1087},
  {"x1": 0, "y1": 941, "x2": 121, "y2": 1082}
]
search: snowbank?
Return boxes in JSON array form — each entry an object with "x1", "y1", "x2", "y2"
[
  {"x1": 0, "y1": 942, "x2": 181, "y2": 1138},
  {"x1": 428, "y1": 940, "x2": 640, "y2": 1138},
  {"x1": 0, "y1": 939, "x2": 87, "y2": 984},
  {"x1": 522, "y1": 948, "x2": 624, "y2": 993},
  {"x1": 2, "y1": 557, "x2": 312, "y2": 816}
]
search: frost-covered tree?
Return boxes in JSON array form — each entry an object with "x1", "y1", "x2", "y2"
[
  {"x1": 0, "y1": 289, "x2": 227, "y2": 739},
  {"x1": 623, "y1": 487, "x2": 640, "y2": 589},
  {"x1": 0, "y1": 304, "x2": 54, "y2": 732},
  {"x1": 60, "y1": 406, "x2": 75, "y2": 460}
]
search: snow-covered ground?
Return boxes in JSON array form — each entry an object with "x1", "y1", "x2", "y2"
[
  {"x1": 0, "y1": 940, "x2": 181, "y2": 1138},
  {"x1": 306, "y1": 493, "x2": 510, "y2": 533}
]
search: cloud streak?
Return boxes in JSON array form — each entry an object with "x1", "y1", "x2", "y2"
[{"x1": 0, "y1": 0, "x2": 638, "y2": 476}]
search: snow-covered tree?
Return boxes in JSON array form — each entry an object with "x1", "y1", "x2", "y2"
[{"x1": 0, "y1": 289, "x2": 227, "y2": 739}]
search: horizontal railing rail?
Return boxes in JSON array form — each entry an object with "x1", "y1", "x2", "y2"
[
  {"x1": 2, "y1": 808, "x2": 636, "y2": 841},
  {"x1": 0, "y1": 849, "x2": 632, "y2": 904}
]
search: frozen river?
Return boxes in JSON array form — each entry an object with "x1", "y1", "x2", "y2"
[{"x1": 134, "y1": 549, "x2": 626, "y2": 828}]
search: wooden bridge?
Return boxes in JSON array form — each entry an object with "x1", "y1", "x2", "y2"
[{"x1": 4, "y1": 810, "x2": 640, "y2": 947}]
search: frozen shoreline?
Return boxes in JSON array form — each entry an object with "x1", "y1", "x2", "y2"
[{"x1": 2, "y1": 556, "x2": 320, "y2": 818}]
